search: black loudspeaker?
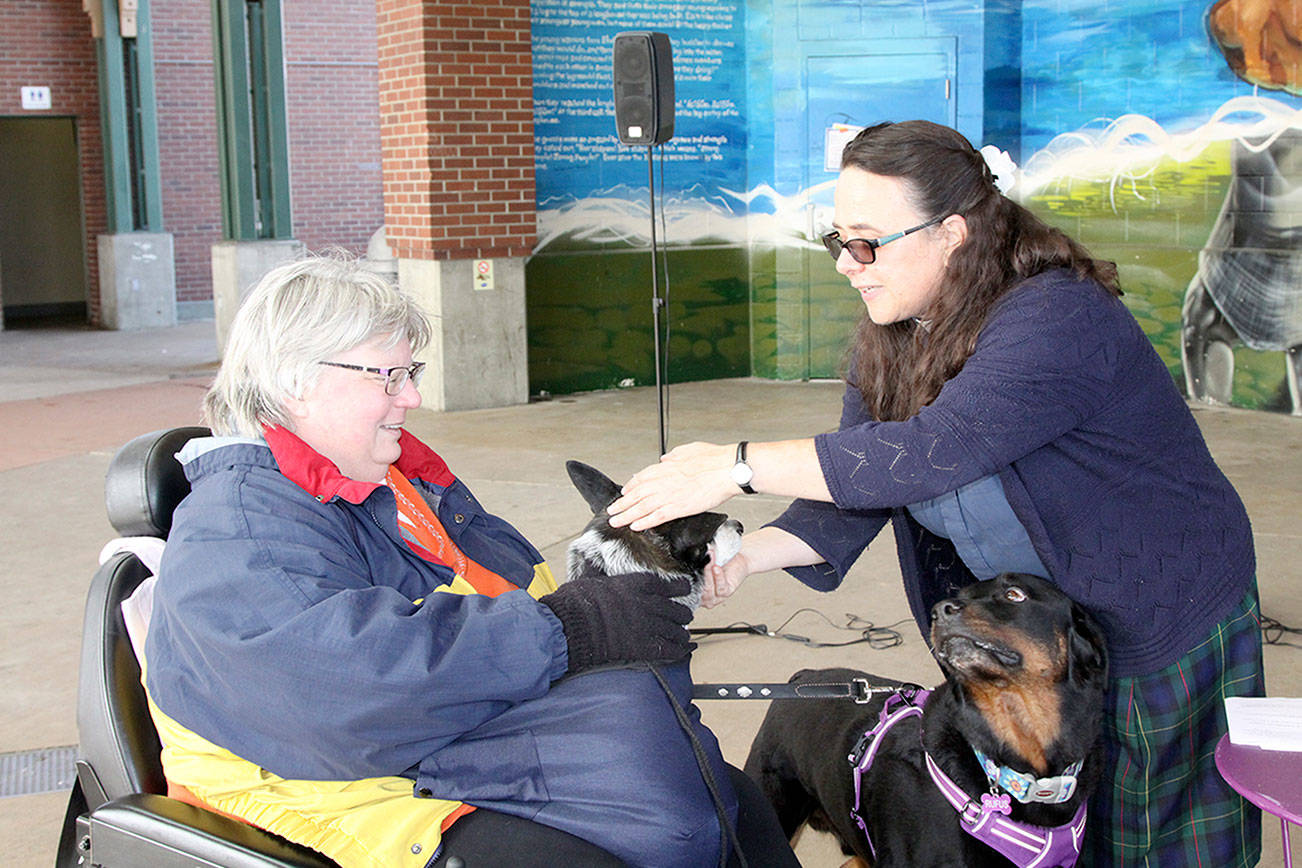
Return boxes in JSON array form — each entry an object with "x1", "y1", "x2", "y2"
[{"x1": 612, "y1": 31, "x2": 674, "y2": 146}]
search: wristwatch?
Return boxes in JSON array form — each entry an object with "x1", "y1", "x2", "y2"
[{"x1": 730, "y1": 441, "x2": 756, "y2": 494}]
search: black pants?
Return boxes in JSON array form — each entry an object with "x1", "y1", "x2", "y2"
[{"x1": 431, "y1": 764, "x2": 799, "y2": 867}]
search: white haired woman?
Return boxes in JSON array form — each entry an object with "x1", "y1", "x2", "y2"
[{"x1": 143, "y1": 255, "x2": 797, "y2": 868}]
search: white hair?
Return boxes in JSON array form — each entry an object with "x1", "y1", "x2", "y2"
[{"x1": 204, "y1": 254, "x2": 432, "y2": 436}]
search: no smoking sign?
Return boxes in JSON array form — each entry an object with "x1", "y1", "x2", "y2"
[{"x1": 473, "y1": 259, "x2": 495, "y2": 291}]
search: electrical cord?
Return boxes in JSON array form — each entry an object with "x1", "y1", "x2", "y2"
[
  {"x1": 647, "y1": 665, "x2": 746, "y2": 868},
  {"x1": 701, "y1": 610, "x2": 1302, "y2": 651},
  {"x1": 1262, "y1": 614, "x2": 1302, "y2": 649},
  {"x1": 692, "y1": 609, "x2": 912, "y2": 650}
]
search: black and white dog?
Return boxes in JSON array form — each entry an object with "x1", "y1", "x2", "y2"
[{"x1": 564, "y1": 461, "x2": 743, "y2": 609}]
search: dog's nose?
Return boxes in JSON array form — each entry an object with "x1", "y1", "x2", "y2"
[{"x1": 932, "y1": 599, "x2": 964, "y2": 622}]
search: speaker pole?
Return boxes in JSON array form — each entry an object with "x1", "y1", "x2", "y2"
[
  {"x1": 647, "y1": 144, "x2": 667, "y2": 456},
  {"x1": 611, "y1": 30, "x2": 674, "y2": 457}
]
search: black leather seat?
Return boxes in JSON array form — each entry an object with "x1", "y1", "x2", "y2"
[{"x1": 59, "y1": 426, "x2": 335, "y2": 867}]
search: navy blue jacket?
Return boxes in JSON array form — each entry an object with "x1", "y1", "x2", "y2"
[
  {"x1": 770, "y1": 269, "x2": 1255, "y2": 677},
  {"x1": 147, "y1": 430, "x2": 568, "y2": 781},
  {"x1": 145, "y1": 428, "x2": 735, "y2": 866}
]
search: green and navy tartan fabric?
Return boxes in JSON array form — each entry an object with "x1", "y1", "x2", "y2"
[{"x1": 1081, "y1": 583, "x2": 1265, "y2": 867}]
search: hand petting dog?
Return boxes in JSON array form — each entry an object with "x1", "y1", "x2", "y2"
[
  {"x1": 607, "y1": 442, "x2": 739, "y2": 531},
  {"x1": 701, "y1": 551, "x2": 750, "y2": 608},
  {"x1": 609, "y1": 439, "x2": 834, "y2": 532},
  {"x1": 564, "y1": 460, "x2": 743, "y2": 614}
]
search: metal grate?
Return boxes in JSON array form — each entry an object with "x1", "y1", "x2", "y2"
[{"x1": 0, "y1": 745, "x2": 77, "y2": 798}]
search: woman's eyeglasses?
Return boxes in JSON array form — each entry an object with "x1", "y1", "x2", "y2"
[
  {"x1": 318, "y1": 361, "x2": 426, "y2": 395},
  {"x1": 821, "y1": 216, "x2": 944, "y2": 265}
]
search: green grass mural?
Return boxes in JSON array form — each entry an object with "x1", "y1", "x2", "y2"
[
  {"x1": 527, "y1": 140, "x2": 1294, "y2": 411},
  {"x1": 1026, "y1": 140, "x2": 1293, "y2": 412},
  {"x1": 527, "y1": 245, "x2": 750, "y2": 396}
]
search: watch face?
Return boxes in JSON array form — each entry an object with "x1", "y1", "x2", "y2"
[{"x1": 731, "y1": 461, "x2": 753, "y2": 486}]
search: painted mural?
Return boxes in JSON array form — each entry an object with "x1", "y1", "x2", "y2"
[
  {"x1": 529, "y1": 0, "x2": 752, "y2": 394},
  {"x1": 529, "y1": 0, "x2": 1302, "y2": 414},
  {"x1": 1018, "y1": 0, "x2": 1302, "y2": 414}
]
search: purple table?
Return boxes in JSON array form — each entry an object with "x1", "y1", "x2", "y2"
[{"x1": 1215, "y1": 734, "x2": 1302, "y2": 867}]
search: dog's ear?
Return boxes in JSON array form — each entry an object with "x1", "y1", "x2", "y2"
[
  {"x1": 566, "y1": 461, "x2": 623, "y2": 514},
  {"x1": 1066, "y1": 601, "x2": 1109, "y2": 688}
]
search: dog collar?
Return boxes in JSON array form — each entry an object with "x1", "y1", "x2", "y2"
[
  {"x1": 971, "y1": 748, "x2": 1083, "y2": 804},
  {"x1": 925, "y1": 751, "x2": 1087, "y2": 868}
]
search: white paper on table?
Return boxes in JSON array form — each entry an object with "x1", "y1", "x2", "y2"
[{"x1": 1224, "y1": 697, "x2": 1302, "y2": 751}]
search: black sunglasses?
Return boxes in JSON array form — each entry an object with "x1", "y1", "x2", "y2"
[{"x1": 822, "y1": 216, "x2": 945, "y2": 265}]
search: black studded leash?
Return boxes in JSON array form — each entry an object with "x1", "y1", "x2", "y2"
[{"x1": 692, "y1": 677, "x2": 899, "y2": 703}]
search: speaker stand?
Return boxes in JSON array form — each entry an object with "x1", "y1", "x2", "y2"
[{"x1": 647, "y1": 145, "x2": 668, "y2": 456}]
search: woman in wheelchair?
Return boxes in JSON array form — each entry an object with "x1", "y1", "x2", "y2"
[{"x1": 142, "y1": 255, "x2": 795, "y2": 868}]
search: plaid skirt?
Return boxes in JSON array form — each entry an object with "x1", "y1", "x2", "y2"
[{"x1": 1081, "y1": 582, "x2": 1265, "y2": 867}]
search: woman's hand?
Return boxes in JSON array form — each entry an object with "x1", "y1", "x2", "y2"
[
  {"x1": 701, "y1": 550, "x2": 751, "y2": 608},
  {"x1": 699, "y1": 527, "x2": 825, "y2": 609},
  {"x1": 607, "y1": 442, "x2": 738, "y2": 531}
]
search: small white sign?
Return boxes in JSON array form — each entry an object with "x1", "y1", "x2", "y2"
[
  {"x1": 21, "y1": 86, "x2": 52, "y2": 111},
  {"x1": 473, "y1": 259, "x2": 495, "y2": 291},
  {"x1": 1225, "y1": 696, "x2": 1302, "y2": 751},
  {"x1": 825, "y1": 123, "x2": 862, "y2": 172}
]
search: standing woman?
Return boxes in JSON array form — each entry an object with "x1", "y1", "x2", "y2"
[{"x1": 609, "y1": 120, "x2": 1265, "y2": 866}]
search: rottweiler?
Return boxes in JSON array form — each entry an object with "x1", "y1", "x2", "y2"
[{"x1": 743, "y1": 573, "x2": 1109, "y2": 867}]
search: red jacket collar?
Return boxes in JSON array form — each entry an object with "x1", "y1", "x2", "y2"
[{"x1": 263, "y1": 425, "x2": 456, "y2": 504}]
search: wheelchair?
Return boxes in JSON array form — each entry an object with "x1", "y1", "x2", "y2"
[{"x1": 56, "y1": 426, "x2": 625, "y2": 867}]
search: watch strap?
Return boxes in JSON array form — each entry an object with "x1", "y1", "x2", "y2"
[{"x1": 734, "y1": 441, "x2": 756, "y2": 494}]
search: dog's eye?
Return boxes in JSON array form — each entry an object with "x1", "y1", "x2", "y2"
[{"x1": 1004, "y1": 586, "x2": 1027, "y2": 603}]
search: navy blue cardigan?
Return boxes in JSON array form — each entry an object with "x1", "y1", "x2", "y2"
[{"x1": 770, "y1": 269, "x2": 1254, "y2": 678}]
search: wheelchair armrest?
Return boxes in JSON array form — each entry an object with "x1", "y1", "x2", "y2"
[{"x1": 84, "y1": 793, "x2": 338, "y2": 867}]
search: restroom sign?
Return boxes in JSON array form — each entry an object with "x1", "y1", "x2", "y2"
[
  {"x1": 473, "y1": 259, "x2": 495, "y2": 291},
  {"x1": 21, "y1": 86, "x2": 52, "y2": 110}
]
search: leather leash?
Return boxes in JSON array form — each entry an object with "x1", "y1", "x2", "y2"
[{"x1": 692, "y1": 677, "x2": 898, "y2": 703}]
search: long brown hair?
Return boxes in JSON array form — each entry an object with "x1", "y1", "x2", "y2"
[{"x1": 840, "y1": 121, "x2": 1119, "y2": 421}]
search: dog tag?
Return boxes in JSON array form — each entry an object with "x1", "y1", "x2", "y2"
[{"x1": 980, "y1": 792, "x2": 1012, "y2": 815}]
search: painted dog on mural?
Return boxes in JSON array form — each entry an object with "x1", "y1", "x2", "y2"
[{"x1": 1184, "y1": 0, "x2": 1302, "y2": 414}]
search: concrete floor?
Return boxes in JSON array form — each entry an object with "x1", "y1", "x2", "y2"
[{"x1": 1, "y1": 320, "x2": 1299, "y2": 867}]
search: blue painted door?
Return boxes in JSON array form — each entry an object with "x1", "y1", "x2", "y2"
[{"x1": 802, "y1": 44, "x2": 956, "y2": 376}]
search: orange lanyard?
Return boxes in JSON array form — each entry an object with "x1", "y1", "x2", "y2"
[{"x1": 384, "y1": 467, "x2": 516, "y2": 598}]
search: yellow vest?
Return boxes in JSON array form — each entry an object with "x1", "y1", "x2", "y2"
[{"x1": 146, "y1": 564, "x2": 558, "y2": 868}]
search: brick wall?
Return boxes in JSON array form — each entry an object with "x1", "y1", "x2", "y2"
[
  {"x1": 375, "y1": 0, "x2": 536, "y2": 260},
  {"x1": 0, "y1": 1, "x2": 526, "y2": 316},
  {"x1": 4, "y1": 1, "x2": 386, "y2": 320},
  {"x1": 0, "y1": 1, "x2": 104, "y2": 321},
  {"x1": 283, "y1": 1, "x2": 384, "y2": 255},
  {"x1": 154, "y1": 0, "x2": 384, "y2": 307},
  {"x1": 152, "y1": 0, "x2": 223, "y2": 306}
]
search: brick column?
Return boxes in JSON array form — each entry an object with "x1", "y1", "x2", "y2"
[{"x1": 376, "y1": 0, "x2": 535, "y2": 409}]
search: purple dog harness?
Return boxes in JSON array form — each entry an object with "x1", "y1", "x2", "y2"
[{"x1": 848, "y1": 687, "x2": 1087, "y2": 868}]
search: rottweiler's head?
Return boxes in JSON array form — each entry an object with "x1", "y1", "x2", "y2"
[{"x1": 928, "y1": 573, "x2": 1108, "y2": 772}]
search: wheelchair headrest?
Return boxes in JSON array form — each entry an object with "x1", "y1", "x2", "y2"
[{"x1": 105, "y1": 426, "x2": 211, "y2": 538}]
